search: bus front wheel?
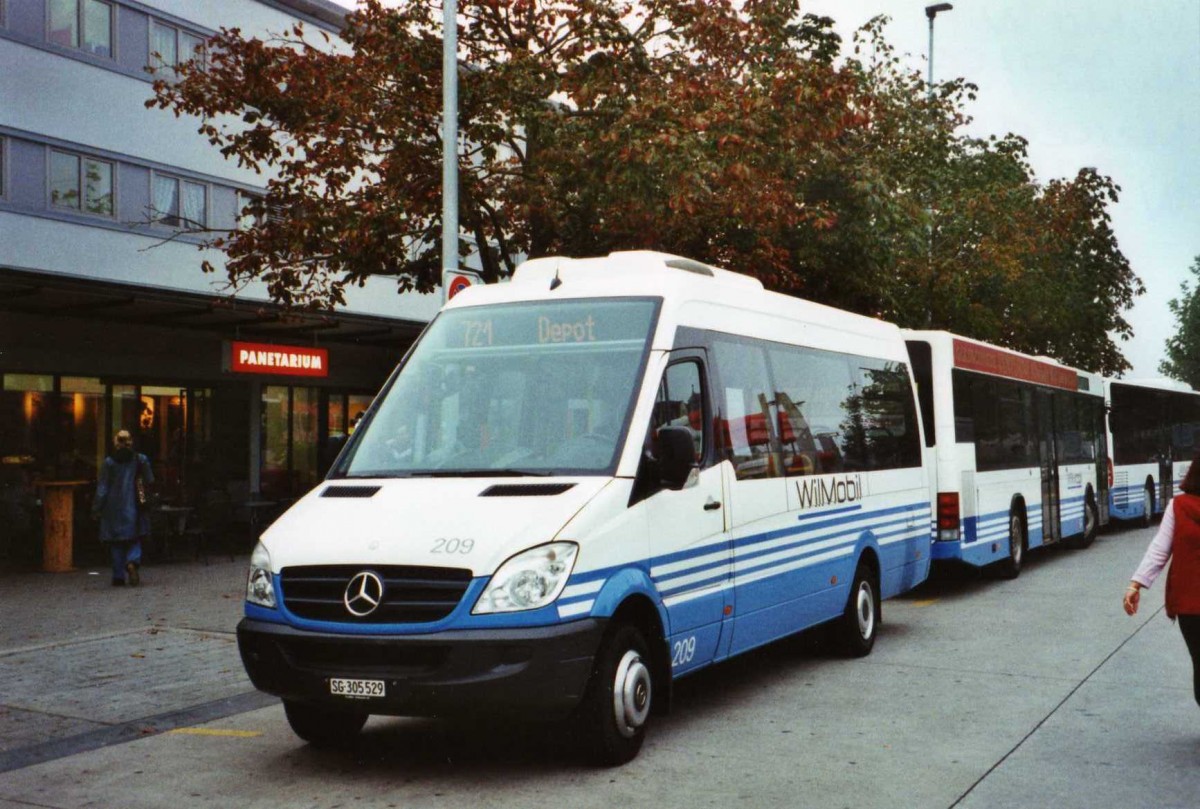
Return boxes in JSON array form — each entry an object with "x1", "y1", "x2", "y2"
[
  {"x1": 283, "y1": 700, "x2": 368, "y2": 748},
  {"x1": 576, "y1": 623, "x2": 653, "y2": 766}
]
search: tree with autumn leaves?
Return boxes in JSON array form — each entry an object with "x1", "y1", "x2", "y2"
[
  {"x1": 148, "y1": 0, "x2": 1143, "y2": 374},
  {"x1": 1161, "y1": 256, "x2": 1200, "y2": 389}
]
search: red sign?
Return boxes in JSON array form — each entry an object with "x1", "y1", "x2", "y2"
[
  {"x1": 952, "y1": 339, "x2": 1076, "y2": 391},
  {"x1": 230, "y1": 341, "x2": 329, "y2": 378},
  {"x1": 447, "y1": 274, "x2": 474, "y2": 300}
]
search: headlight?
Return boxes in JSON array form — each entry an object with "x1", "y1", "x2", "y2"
[
  {"x1": 473, "y1": 542, "x2": 578, "y2": 614},
  {"x1": 246, "y1": 541, "x2": 276, "y2": 608}
]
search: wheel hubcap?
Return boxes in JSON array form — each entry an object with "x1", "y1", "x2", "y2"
[
  {"x1": 1085, "y1": 502, "x2": 1095, "y2": 536},
  {"x1": 1144, "y1": 489, "x2": 1152, "y2": 519},
  {"x1": 1011, "y1": 516, "x2": 1023, "y2": 563},
  {"x1": 612, "y1": 650, "x2": 652, "y2": 739},
  {"x1": 856, "y1": 581, "x2": 875, "y2": 639}
]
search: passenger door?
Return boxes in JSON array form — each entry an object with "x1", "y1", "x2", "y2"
[
  {"x1": 707, "y1": 338, "x2": 790, "y2": 657},
  {"x1": 643, "y1": 353, "x2": 731, "y2": 674},
  {"x1": 1036, "y1": 389, "x2": 1061, "y2": 544}
]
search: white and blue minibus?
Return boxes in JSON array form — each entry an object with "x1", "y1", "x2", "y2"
[
  {"x1": 1105, "y1": 378, "x2": 1200, "y2": 523},
  {"x1": 903, "y1": 332, "x2": 1106, "y2": 577},
  {"x1": 237, "y1": 252, "x2": 933, "y2": 764}
]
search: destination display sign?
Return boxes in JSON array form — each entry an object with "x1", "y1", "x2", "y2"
[
  {"x1": 442, "y1": 300, "x2": 657, "y2": 350},
  {"x1": 952, "y1": 339, "x2": 1076, "y2": 391}
]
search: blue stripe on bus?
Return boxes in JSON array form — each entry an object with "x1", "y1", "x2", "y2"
[{"x1": 648, "y1": 501, "x2": 927, "y2": 570}]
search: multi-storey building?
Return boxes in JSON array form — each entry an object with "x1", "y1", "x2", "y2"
[{"x1": 0, "y1": 0, "x2": 442, "y2": 565}]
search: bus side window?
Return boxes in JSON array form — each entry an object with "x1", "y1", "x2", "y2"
[{"x1": 649, "y1": 362, "x2": 706, "y2": 462}]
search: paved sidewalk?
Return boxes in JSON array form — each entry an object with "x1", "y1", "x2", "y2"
[{"x1": 0, "y1": 556, "x2": 259, "y2": 771}]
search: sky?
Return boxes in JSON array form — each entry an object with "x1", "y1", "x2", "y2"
[
  {"x1": 329, "y1": 0, "x2": 1200, "y2": 378},
  {"x1": 799, "y1": 0, "x2": 1200, "y2": 378}
]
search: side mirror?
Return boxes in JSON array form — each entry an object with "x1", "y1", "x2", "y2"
[{"x1": 657, "y1": 426, "x2": 697, "y2": 489}]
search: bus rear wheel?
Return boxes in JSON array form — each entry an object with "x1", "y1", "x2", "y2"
[
  {"x1": 834, "y1": 562, "x2": 879, "y2": 658},
  {"x1": 1068, "y1": 494, "x2": 1099, "y2": 550},
  {"x1": 1141, "y1": 485, "x2": 1154, "y2": 527},
  {"x1": 1078, "y1": 495, "x2": 1099, "y2": 548},
  {"x1": 996, "y1": 511, "x2": 1024, "y2": 580}
]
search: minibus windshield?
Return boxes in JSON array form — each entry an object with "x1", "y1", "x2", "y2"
[{"x1": 341, "y1": 298, "x2": 659, "y2": 477}]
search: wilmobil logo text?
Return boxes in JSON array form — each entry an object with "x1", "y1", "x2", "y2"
[{"x1": 795, "y1": 474, "x2": 865, "y2": 509}]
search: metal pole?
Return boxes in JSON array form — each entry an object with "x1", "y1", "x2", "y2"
[
  {"x1": 927, "y1": 16, "x2": 935, "y2": 99},
  {"x1": 923, "y1": 4, "x2": 952, "y2": 326},
  {"x1": 442, "y1": 0, "x2": 459, "y2": 301}
]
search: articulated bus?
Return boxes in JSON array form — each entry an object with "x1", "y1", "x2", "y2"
[
  {"x1": 238, "y1": 252, "x2": 934, "y2": 764},
  {"x1": 1105, "y1": 378, "x2": 1200, "y2": 523},
  {"x1": 903, "y1": 332, "x2": 1106, "y2": 577}
]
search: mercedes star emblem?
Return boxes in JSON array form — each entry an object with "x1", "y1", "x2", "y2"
[{"x1": 343, "y1": 571, "x2": 385, "y2": 617}]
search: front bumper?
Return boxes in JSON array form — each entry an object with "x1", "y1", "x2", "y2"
[{"x1": 237, "y1": 617, "x2": 606, "y2": 718}]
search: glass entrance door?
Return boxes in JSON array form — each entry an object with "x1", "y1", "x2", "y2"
[
  {"x1": 261, "y1": 386, "x2": 321, "y2": 500},
  {"x1": 112, "y1": 384, "x2": 213, "y2": 504}
]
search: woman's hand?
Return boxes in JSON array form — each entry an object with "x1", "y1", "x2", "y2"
[{"x1": 1123, "y1": 583, "x2": 1141, "y2": 616}]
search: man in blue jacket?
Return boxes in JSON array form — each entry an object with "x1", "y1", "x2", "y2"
[{"x1": 92, "y1": 430, "x2": 154, "y2": 586}]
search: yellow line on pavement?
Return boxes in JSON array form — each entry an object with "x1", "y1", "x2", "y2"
[
  {"x1": 908, "y1": 599, "x2": 939, "y2": 607},
  {"x1": 167, "y1": 728, "x2": 262, "y2": 738}
]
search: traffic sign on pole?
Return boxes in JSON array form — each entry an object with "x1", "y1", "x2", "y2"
[{"x1": 443, "y1": 268, "x2": 481, "y2": 302}]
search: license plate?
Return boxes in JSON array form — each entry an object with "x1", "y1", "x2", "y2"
[{"x1": 329, "y1": 678, "x2": 385, "y2": 699}]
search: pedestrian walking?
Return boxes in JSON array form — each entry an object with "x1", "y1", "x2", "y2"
[
  {"x1": 92, "y1": 430, "x2": 154, "y2": 587},
  {"x1": 1123, "y1": 454, "x2": 1200, "y2": 708}
]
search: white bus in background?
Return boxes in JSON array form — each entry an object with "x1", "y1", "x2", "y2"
[
  {"x1": 903, "y1": 332, "x2": 1106, "y2": 578},
  {"x1": 237, "y1": 251, "x2": 934, "y2": 765},
  {"x1": 1105, "y1": 378, "x2": 1200, "y2": 523}
]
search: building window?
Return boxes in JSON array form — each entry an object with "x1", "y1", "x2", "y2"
[
  {"x1": 150, "y1": 19, "x2": 206, "y2": 73},
  {"x1": 152, "y1": 173, "x2": 208, "y2": 228},
  {"x1": 48, "y1": 0, "x2": 113, "y2": 59},
  {"x1": 236, "y1": 191, "x2": 261, "y2": 230},
  {"x1": 49, "y1": 149, "x2": 114, "y2": 216}
]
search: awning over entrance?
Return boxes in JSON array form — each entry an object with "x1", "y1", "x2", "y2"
[{"x1": 0, "y1": 266, "x2": 428, "y2": 350}]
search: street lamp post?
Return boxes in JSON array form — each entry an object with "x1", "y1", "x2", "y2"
[
  {"x1": 923, "y1": 3, "x2": 951, "y2": 326},
  {"x1": 442, "y1": 0, "x2": 459, "y2": 301},
  {"x1": 925, "y1": 3, "x2": 953, "y2": 99}
]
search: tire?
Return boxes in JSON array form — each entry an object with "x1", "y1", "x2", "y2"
[
  {"x1": 996, "y1": 510, "x2": 1025, "y2": 580},
  {"x1": 1141, "y1": 485, "x2": 1154, "y2": 527},
  {"x1": 1077, "y1": 494, "x2": 1099, "y2": 549},
  {"x1": 576, "y1": 623, "x2": 654, "y2": 766},
  {"x1": 833, "y1": 562, "x2": 879, "y2": 658},
  {"x1": 283, "y1": 699, "x2": 368, "y2": 748}
]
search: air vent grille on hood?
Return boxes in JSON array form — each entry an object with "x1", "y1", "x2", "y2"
[
  {"x1": 321, "y1": 485, "x2": 381, "y2": 498},
  {"x1": 480, "y1": 483, "x2": 576, "y2": 497}
]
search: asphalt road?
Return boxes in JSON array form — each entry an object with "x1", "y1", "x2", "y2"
[{"x1": 1, "y1": 521, "x2": 1197, "y2": 809}]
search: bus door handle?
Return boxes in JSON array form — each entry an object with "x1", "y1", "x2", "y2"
[{"x1": 704, "y1": 498, "x2": 722, "y2": 511}]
